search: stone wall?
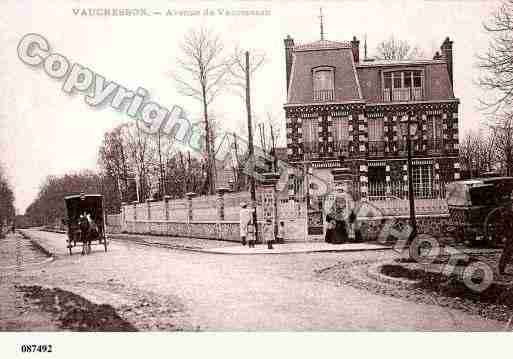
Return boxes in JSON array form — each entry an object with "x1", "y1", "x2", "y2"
[
  {"x1": 360, "y1": 214, "x2": 452, "y2": 241},
  {"x1": 124, "y1": 220, "x2": 241, "y2": 241},
  {"x1": 106, "y1": 214, "x2": 121, "y2": 234},
  {"x1": 119, "y1": 190, "x2": 451, "y2": 242}
]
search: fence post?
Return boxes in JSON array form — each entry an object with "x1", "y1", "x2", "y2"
[
  {"x1": 185, "y1": 192, "x2": 196, "y2": 223},
  {"x1": 216, "y1": 187, "x2": 229, "y2": 221},
  {"x1": 146, "y1": 199, "x2": 152, "y2": 233},
  {"x1": 132, "y1": 201, "x2": 138, "y2": 221},
  {"x1": 257, "y1": 172, "x2": 282, "y2": 242},
  {"x1": 132, "y1": 201, "x2": 138, "y2": 233},
  {"x1": 164, "y1": 195, "x2": 171, "y2": 221},
  {"x1": 121, "y1": 202, "x2": 126, "y2": 232}
]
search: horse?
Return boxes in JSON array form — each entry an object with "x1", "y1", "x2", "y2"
[{"x1": 78, "y1": 215, "x2": 92, "y2": 255}]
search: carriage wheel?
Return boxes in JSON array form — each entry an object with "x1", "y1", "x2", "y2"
[
  {"x1": 69, "y1": 246, "x2": 72, "y2": 255},
  {"x1": 104, "y1": 239, "x2": 108, "y2": 252},
  {"x1": 484, "y1": 206, "x2": 507, "y2": 248}
]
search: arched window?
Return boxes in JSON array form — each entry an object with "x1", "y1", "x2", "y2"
[{"x1": 313, "y1": 67, "x2": 334, "y2": 101}]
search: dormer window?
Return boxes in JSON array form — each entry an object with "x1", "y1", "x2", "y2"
[
  {"x1": 313, "y1": 67, "x2": 334, "y2": 101},
  {"x1": 383, "y1": 69, "x2": 423, "y2": 102}
]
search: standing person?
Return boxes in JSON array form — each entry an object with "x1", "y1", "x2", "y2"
[
  {"x1": 277, "y1": 221, "x2": 285, "y2": 244},
  {"x1": 325, "y1": 213, "x2": 336, "y2": 243},
  {"x1": 239, "y1": 202, "x2": 251, "y2": 246},
  {"x1": 247, "y1": 219, "x2": 256, "y2": 248},
  {"x1": 326, "y1": 196, "x2": 348, "y2": 244},
  {"x1": 264, "y1": 219, "x2": 274, "y2": 249}
]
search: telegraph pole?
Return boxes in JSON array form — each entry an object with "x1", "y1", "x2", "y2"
[
  {"x1": 245, "y1": 51, "x2": 259, "y2": 241},
  {"x1": 157, "y1": 128, "x2": 165, "y2": 199}
]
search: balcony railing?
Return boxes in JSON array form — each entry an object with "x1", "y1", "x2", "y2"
[
  {"x1": 383, "y1": 87, "x2": 423, "y2": 102},
  {"x1": 426, "y1": 139, "x2": 444, "y2": 155},
  {"x1": 313, "y1": 89, "x2": 334, "y2": 102},
  {"x1": 332, "y1": 140, "x2": 349, "y2": 154},
  {"x1": 368, "y1": 141, "x2": 385, "y2": 157},
  {"x1": 366, "y1": 180, "x2": 447, "y2": 201}
]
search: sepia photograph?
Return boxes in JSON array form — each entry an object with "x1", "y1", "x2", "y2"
[{"x1": 1, "y1": 0, "x2": 512, "y2": 357}]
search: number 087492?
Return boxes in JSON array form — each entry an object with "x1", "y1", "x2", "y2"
[{"x1": 20, "y1": 344, "x2": 53, "y2": 353}]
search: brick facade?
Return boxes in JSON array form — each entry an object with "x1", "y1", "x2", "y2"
[{"x1": 283, "y1": 35, "x2": 460, "y2": 197}]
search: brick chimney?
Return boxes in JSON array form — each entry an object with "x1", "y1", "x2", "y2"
[
  {"x1": 351, "y1": 36, "x2": 360, "y2": 63},
  {"x1": 441, "y1": 37, "x2": 453, "y2": 87},
  {"x1": 284, "y1": 35, "x2": 295, "y2": 94}
]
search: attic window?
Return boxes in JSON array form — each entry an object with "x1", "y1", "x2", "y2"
[
  {"x1": 313, "y1": 67, "x2": 334, "y2": 101},
  {"x1": 383, "y1": 69, "x2": 424, "y2": 102}
]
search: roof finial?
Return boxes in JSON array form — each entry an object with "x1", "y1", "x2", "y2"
[{"x1": 319, "y1": 7, "x2": 325, "y2": 41}]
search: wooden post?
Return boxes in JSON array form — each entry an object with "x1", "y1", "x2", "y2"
[{"x1": 245, "y1": 51, "x2": 259, "y2": 242}]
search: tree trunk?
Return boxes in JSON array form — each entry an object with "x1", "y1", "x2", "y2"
[{"x1": 201, "y1": 83, "x2": 215, "y2": 194}]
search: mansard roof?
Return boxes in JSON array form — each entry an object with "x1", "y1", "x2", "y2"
[
  {"x1": 294, "y1": 40, "x2": 351, "y2": 52},
  {"x1": 287, "y1": 45, "x2": 362, "y2": 104},
  {"x1": 286, "y1": 37, "x2": 456, "y2": 106}
]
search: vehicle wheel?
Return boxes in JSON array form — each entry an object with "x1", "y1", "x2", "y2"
[
  {"x1": 103, "y1": 238, "x2": 108, "y2": 252},
  {"x1": 69, "y1": 246, "x2": 72, "y2": 255},
  {"x1": 485, "y1": 206, "x2": 507, "y2": 248}
]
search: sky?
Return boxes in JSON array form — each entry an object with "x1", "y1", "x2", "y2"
[{"x1": 0, "y1": 0, "x2": 501, "y2": 213}]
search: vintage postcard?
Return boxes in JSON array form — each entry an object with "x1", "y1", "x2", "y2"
[{"x1": 0, "y1": 0, "x2": 512, "y2": 357}]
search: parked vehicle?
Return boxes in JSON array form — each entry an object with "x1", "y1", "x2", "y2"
[
  {"x1": 446, "y1": 176, "x2": 513, "y2": 245},
  {"x1": 64, "y1": 193, "x2": 108, "y2": 255}
]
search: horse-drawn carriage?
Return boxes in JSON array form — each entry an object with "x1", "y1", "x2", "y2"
[
  {"x1": 446, "y1": 176, "x2": 513, "y2": 245},
  {"x1": 64, "y1": 193, "x2": 108, "y2": 255}
]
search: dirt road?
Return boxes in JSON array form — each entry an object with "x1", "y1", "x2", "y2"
[{"x1": 8, "y1": 229, "x2": 504, "y2": 331}]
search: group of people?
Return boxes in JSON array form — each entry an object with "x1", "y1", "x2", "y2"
[
  {"x1": 324, "y1": 193, "x2": 361, "y2": 244},
  {"x1": 239, "y1": 202, "x2": 285, "y2": 249}
]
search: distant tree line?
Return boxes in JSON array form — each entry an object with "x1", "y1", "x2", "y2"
[
  {"x1": 24, "y1": 171, "x2": 118, "y2": 226},
  {"x1": 0, "y1": 164, "x2": 15, "y2": 236}
]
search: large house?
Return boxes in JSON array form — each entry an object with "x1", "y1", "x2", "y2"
[{"x1": 283, "y1": 34, "x2": 460, "y2": 200}]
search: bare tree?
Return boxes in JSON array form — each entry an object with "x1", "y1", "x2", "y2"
[
  {"x1": 375, "y1": 36, "x2": 424, "y2": 61},
  {"x1": 124, "y1": 120, "x2": 155, "y2": 201},
  {"x1": 477, "y1": 2, "x2": 513, "y2": 175},
  {"x1": 491, "y1": 116, "x2": 513, "y2": 176},
  {"x1": 459, "y1": 129, "x2": 497, "y2": 178},
  {"x1": 226, "y1": 45, "x2": 266, "y2": 99},
  {"x1": 98, "y1": 124, "x2": 131, "y2": 203},
  {"x1": 478, "y1": 0, "x2": 513, "y2": 114},
  {"x1": 171, "y1": 27, "x2": 232, "y2": 194}
]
